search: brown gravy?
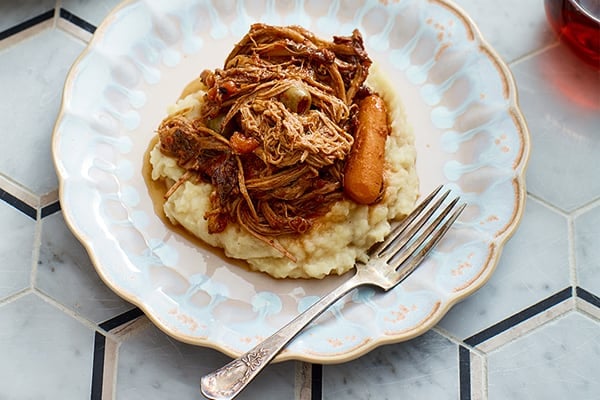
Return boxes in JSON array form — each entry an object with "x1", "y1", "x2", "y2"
[{"x1": 142, "y1": 136, "x2": 253, "y2": 271}]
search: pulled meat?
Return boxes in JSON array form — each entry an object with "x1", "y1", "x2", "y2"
[{"x1": 157, "y1": 24, "x2": 372, "y2": 260}]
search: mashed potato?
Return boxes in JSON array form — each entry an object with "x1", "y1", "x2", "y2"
[{"x1": 149, "y1": 66, "x2": 418, "y2": 279}]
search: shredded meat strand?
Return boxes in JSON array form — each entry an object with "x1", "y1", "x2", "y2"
[{"x1": 157, "y1": 24, "x2": 372, "y2": 260}]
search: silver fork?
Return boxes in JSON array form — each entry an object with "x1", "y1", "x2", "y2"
[{"x1": 201, "y1": 185, "x2": 466, "y2": 400}]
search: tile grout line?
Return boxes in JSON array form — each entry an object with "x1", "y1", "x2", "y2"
[
  {"x1": 33, "y1": 288, "x2": 105, "y2": 334},
  {"x1": 98, "y1": 307, "x2": 144, "y2": 332},
  {"x1": 102, "y1": 316, "x2": 152, "y2": 343},
  {"x1": 576, "y1": 287, "x2": 600, "y2": 310},
  {"x1": 0, "y1": 185, "x2": 60, "y2": 220},
  {"x1": 39, "y1": 188, "x2": 60, "y2": 208},
  {"x1": 0, "y1": 18, "x2": 54, "y2": 51},
  {"x1": 479, "y1": 355, "x2": 489, "y2": 400},
  {"x1": 102, "y1": 338, "x2": 120, "y2": 400},
  {"x1": 459, "y1": 346, "x2": 471, "y2": 400},
  {"x1": 55, "y1": 0, "x2": 62, "y2": 18},
  {"x1": 52, "y1": 0, "x2": 60, "y2": 28},
  {"x1": 464, "y1": 287, "x2": 573, "y2": 348},
  {"x1": 0, "y1": 287, "x2": 32, "y2": 307},
  {"x1": 570, "y1": 196, "x2": 600, "y2": 218},
  {"x1": 0, "y1": 186, "x2": 37, "y2": 220},
  {"x1": 432, "y1": 326, "x2": 486, "y2": 358},
  {"x1": 294, "y1": 362, "x2": 313, "y2": 400},
  {"x1": 0, "y1": 9, "x2": 55, "y2": 42},
  {"x1": 58, "y1": 8, "x2": 97, "y2": 34},
  {"x1": 91, "y1": 331, "x2": 106, "y2": 400},
  {"x1": 29, "y1": 212, "x2": 43, "y2": 292},
  {"x1": 311, "y1": 364, "x2": 323, "y2": 399},
  {"x1": 0, "y1": 176, "x2": 61, "y2": 220},
  {"x1": 0, "y1": 173, "x2": 39, "y2": 204},
  {"x1": 56, "y1": 19, "x2": 93, "y2": 44},
  {"x1": 567, "y1": 214, "x2": 578, "y2": 291},
  {"x1": 507, "y1": 40, "x2": 560, "y2": 68},
  {"x1": 473, "y1": 302, "x2": 574, "y2": 357},
  {"x1": 526, "y1": 189, "x2": 600, "y2": 220},
  {"x1": 575, "y1": 295, "x2": 600, "y2": 323},
  {"x1": 525, "y1": 192, "x2": 571, "y2": 218},
  {"x1": 41, "y1": 201, "x2": 62, "y2": 218}
]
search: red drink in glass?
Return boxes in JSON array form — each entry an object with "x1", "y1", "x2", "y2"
[{"x1": 545, "y1": 0, "x2": 600, "y2": 68}]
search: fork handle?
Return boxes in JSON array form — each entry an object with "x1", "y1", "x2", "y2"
[{"x1": 200, "y1": 274, "x2": 363, "y2": 400}]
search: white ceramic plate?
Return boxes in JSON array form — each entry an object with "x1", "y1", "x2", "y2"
[{"x1": 53, "y1": 0, "x2": 529, "y2": 362}]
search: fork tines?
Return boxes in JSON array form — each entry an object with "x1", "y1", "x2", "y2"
[{"x1": 373, "y1": 185, "x2": 466, "y2": 271}]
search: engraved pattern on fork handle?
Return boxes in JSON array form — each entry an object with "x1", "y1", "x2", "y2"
[
  {"x1": 200, "y1": 276, "x2": 362, "y2": 400},
  {"x1": 200, "y1": 348, "x2": 270, "y2": 399}
]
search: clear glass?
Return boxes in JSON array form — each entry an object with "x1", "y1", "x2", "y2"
[{"x1": 545, "y1": 0, "x2": 600, "y2": 68}]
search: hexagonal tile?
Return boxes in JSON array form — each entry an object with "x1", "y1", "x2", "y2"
[
  {"x1": 512, "y1": 44, "x2": 600, "y2": 212},
  {"x1": 115, "y1": 323, "x2": 297, "y2": 399},
  {"x1": 487, "y1": 311, "x2": 600, "y2": 399},
  {"x1": 575, "y1": 202, "x2": 600, "y2": 296},
  {"x1": 0, "y1": 27, "x2": 84, "y2": 196},
  {"x1": 438, "y1": 196, "x2": 570, "y2": 339},
  {"x1": 322, "y1": 330, "x2": 459, "y2": 399},
  {"x1": 36, "y1": 211, "x2": 134, "y2": 323},
  {"x1": 0, "y1": 293, "x2": 94, "y2": 398},
  {"x1": 451, "y1": 0, "x2": 556, "y2": 62},
  {"x1": 0, "y1": 200, "x2": 35, "y2": 300}
]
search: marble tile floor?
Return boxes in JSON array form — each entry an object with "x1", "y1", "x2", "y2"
[{"x1": 0, "y1": 1, "x2": 599, "y2": 399}]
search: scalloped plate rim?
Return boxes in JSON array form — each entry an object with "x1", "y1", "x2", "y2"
[{"x1": 52, "y1": 0, "x2": 530, "y2": 363}]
